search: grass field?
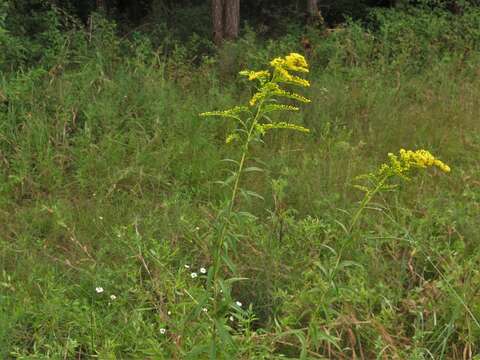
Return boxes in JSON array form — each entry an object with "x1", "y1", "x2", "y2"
[{"x1": 1, "y1": 7, "x2": 480, "y2": 359}]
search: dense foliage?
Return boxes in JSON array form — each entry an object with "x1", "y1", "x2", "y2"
[{"x1": 1, "y1": 1, "x2": 480, "y2": 358}]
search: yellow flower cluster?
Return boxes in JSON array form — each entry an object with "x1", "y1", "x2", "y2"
[
  {"x1": 225, "y1": 133, "x2": 240, "y2": 144},
  {"x1": 200, "y1": 106, "x2": 250, "y2": 120},
  {"x1": 256, "y1": 121, "x2": 310, "y2": 135},
  {"x1": 272, "y1": 53, "x2": 309, "y2": 73},
  {"x1": 400, "y1": 149, "x2": 450, "y2": 172},
  {"x1": 239, "y1": 70, "x2": 271, "y2": 82},
  {"x1": 240, "y1": 53, "x2": 310, "y2": 87},
  {"x1": 203, "y1": 53, "x2": 311, "y2": 143},
  {"x1": 263, "y1": 104, "x2": 300, "y2": 113},
  {"x1": 238, "y1": 53, "x2": 311, "y2": 106},
  {"x1": 270, "y1": 53, "x2": 310, "y2": 87},
  {"x1": 249, "y1": 82, "x2": 310, "y2": 106},
  {"x1": 381, "y1": 149, "x2": 451, "y2": 178}
]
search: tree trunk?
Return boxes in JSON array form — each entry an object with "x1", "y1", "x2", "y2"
[
  {"x1": 96, "y1": 0, "x2": 106, "y2": 12},
  {"x1": 224, "y1": 0, "x2": 240, "y2": 40},
  {"x1": 212, "y1": 0, "x2": 224, "y2": 45},
  {"x1": 306, "y1": 0, "x2": 321, "y2": 24}
]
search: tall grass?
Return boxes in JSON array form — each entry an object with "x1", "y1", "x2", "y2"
[{"x1": 1, "y1": 5, "x2": 480, "y2": 359}]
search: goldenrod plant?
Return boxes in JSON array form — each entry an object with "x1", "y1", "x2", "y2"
[
  {"x1": 350, "y1": 149, "x2": 451, "y2": 232},
  {"x1": 200, "y1": 53, "x2": 311, "y2": 356}
]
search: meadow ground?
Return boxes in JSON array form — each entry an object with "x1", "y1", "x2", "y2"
[{"x1": 1, "y1": 8, "x2": 480, "y2": 359}]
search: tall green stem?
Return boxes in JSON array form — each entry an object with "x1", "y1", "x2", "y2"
[
  {"x1": 210, "y1": 100, "x2": 265, "y2": 347},
  {"x1": 228, "y1": 102, "x2": 264, "y2": 214},
  {"x1": 348, "y1": 175, "x2": 388, "y2": 233},
  {"x1": 213, "y1": 100, "x2": 264, "y2": 269}
]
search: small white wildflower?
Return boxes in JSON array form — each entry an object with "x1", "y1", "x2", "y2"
[
  {"x1": 99, "y1": 216, "x2": 103, "y2": 220},
  {"x1": 195, "y1": 226, "x2": 200, "y2": 231},
  {"x1": 160, "y1": 328, "x2": 166, "y2": 334},
  {"x1": 184, "y1": 264, "x2": 190, "y2": 269},
  {"x1": 167, "y1": 311, "x2": 172, "y2": 315},
  {"x1": 200, "y1": 267, "x2": 207, "y2": 274},
  {"x1": 190, "y1": 272, "x2": 198, "y2": 279},
  {"x1": 235, "y1": 301, "x2": 242, "y2": 307},
  {"x1": 229, "y1": 316, "x2": 234, "y2": 322},
  {"x1": 95, "y1": 287, "x2": 104, "y2": 294},
  {"x1": 110, "y1": 294, "x2": 117, "y2": 300},
  {"x1": 202, "y1": 308, "x2": 208, "y2": 313}
]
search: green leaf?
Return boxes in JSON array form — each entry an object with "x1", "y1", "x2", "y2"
[
  {"x1": 186, "y1": 344, "x2": 209, "y2": 359},
  {"x1": 225, "y1": 277, "x2": 249, "y2": 285},
  {"x1": 209, "y1": 339, "x2": 217, "y2": 360},
  {"x1": 243, "y1": 166, "x2": 264, "y2": 173},
  {"x1": 222, "y1": 174, "x2": 237, "y2": 186},
  {"x1": 353, "y1": 184, "x2": 370, "y2": 193},
  {"x1": 221, "y1": 253, "x2": 237, "y2": 273},
  {"x1": 309, "y1": 324, "x2": 341, "y2": 351},
  {"x1": 333, "y1": 219, "x2": 349, "y2": 235},
  {"x1": 338, "y1": 260, "x2": 363, "y2": 270},
  {"x1": 221, "y1": 158, "x2": 240, "y2": 166},
  {"x1": 236, "y1": 211, "x2": 258, "y2": 221},
  {"x1": 215, "y1": 319, "x2": 236, "y2": 349},
  {"x1": 240, "y1": 189, "x2": 265, "y2": 201},
  {"x1": 218, "y1": 279, "x2": 232, "y2": 298}
]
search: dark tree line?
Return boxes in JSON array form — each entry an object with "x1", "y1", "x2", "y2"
[{"x1": 7, "y1": 0, "x2": 475, "y2": 44}]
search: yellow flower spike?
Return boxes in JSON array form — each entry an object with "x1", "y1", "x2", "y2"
[
  {"x1": 263, "y1": 104, "x2": 300, "y2": 113},
  {"x1": 381, "y1": 149, "x2": 451, "y2": 177},
  {"x1": 269, "y1": 53, "x2": 310, "y2": 87},
  {"x1": 275, "y1": 67, "x2": 293, "y2": 81},
  {"x1": 249, "y1": 90, "x2": 265, "y2": 106},
  {"x1": 200, "y1": 106, "x2": 250, "y2": 120},
  {"x1": 239, "y1": 70, "x2": 271, "y2": 82},
  {"x1": 225, "y1": 133, "x2": 240, "y2": 144},
  {"x1": 261, "y1": 122, "x2": 310, "y2": 133},
  {"x1": 255, "y1": 123, "x2": 266, "y2": 135},
  {"x1": 270, "y1": 57, "x2": 285, "y2": 68},
  {"x1": 290, "y1": 75, "x2": 310, "y2": 87},
  {"x1": 284, "y1": 53, "x2": 309, "y2": 73},
  {"x1": 275, "y1": 67, "x2": 310, "y2": 87},
  {"x1": 434, "y1": 159, "x2": 451, "y2": 173},
  {"x1": 249, "y1": 82, "x2": 311, "y2": 106}
]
